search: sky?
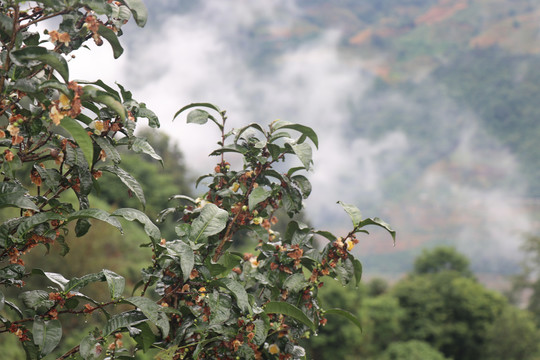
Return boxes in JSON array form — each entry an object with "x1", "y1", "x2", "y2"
[{"x1": 66, "y1": 0, "x2": 534, "y2": 277}]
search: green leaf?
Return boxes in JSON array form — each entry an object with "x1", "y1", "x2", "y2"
[
  {"x1": 80, "y1": 333, "x2": 101, "y2": 360},
  {"x1": 264, "y1": 302, "x2": 316, "y2": 331},
  {"x1": 31, "y1": 269, "x2": 69, "y2": 291},
  {"x1": 248, "y1": 187, "x2": 271, "y2": 211},
  {"x1": 112, "y1": 208, "x2": 160, "y2": 242},
  {"x1": 10, "y1": 46, "x2": 69, "y2": 81},
  {"x1": 272, "y1": 120, "x2": 319, "y2": 148},
  {"x1": 288, "y1": 142, "x2": 313, "y2": 170},
  {"x1": 97, "y1": 24, "x2": 123, "y2": 58},
  {"x1": 100, "y1": 166, "x2": 145, "y2": 208},
  {"x1": 173, "y1": 102, "x2": 222, "y2": 121},
  {"x1": 33, "y1": 317, "x2": 62, "y2": 356},
  {"x1": 190, "y1": 203, "x2": 228, "y2": 242},
  {"x1": 33, "y1": 165, "x2": 61, "y2": 192},
  {"x1": 122, "y1": 0, "x2": 148, "y2": 27},
  {"x1": 133, "y1": 321, "x2": 156, "y2": 353},
  {"x1": 38, "y1": 79, "x2": 70, "y2": 94},
  {"x1": 81, "y1": 0, "x2": 112, "y2": 14},
  {"x1": 103, "y1": 269, "x2": 125, "y2": 299},
  {"x1": 15, "y1": 212, "x2": 64, "y2": 237},
  {"x1": 68, "y1": 208, "x2": 123, "y2": 233},
  {"x1": 104, "y1": 309, "x2": 146, "y2": 336},
  {"x1": 292, "y1": 175, "x2": 312, "y2": 198},
  {"x1": 325, "y1": 308, "x2": 362, "y2": 331},
  {"x1": 234, "y1": 123, "x2": 266, "y2": 143},
  {"x1": 166, "y1": 240, "x2": 194, "y2": 282},
  {"x1": 94, "y1": 136, "x2": 121, "y2": 164},
  {"x1": 81, "y1": 85, "x2": 126, "y2": 120},
  {"x1": 337, "y1": 201, "x2": 362, "y2": 228},
  {"x1": 125, "y1": 297, "x2": 169, "y2": 337},
  {"x1": 65, "y1": 272, "x2": 105, "y2": 293},
  {"x1": 315, "y1": 230, "x2": 337, "y2": 242},
  {"x1": 137, "y1": 106, "x2": 159, "y2": 128},
  {"x1": 283, "y1": 273, "x2": 307, "y2": 293},
  {"x1": 0, "y1": 182, "x2": 39, "y2": 211},
  {"x1": 352, "y1": 258, "x2": 363, "y2": 287},
  {"x1": 20, "y1": 290, "x2": 53, "y2": 312},
  {"x1": 60, "y1": 117, "x2": 94, "y2": 166},
  {"x1": 186, "y1": 109, "x2": 210, "y2": 125},
  {"x1": 131, "y1": 137, "x2": 163, "y2": 164},
  {"x1": 208, "y1": 291, "x2": 231, "y2": 326},
  {"x1": 0, "y1": 291, "x2": 4, "y2": 312},
  {"x1": 217, "y1": 278, "x2": 251, "y2": 313},
  {"x1": 335, "y1": 258, "x2": 355, "y2": 286},
  {"x1": 357, "y1": 217, "x2": 396, "y2": 245},
  {"x1": 252, "y1": 318, "x2": 269, "y2": 346}
]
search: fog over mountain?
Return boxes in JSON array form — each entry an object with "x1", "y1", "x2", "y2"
[{"x1": 69, "y1": 0, "x2": 537, "y2": 280}]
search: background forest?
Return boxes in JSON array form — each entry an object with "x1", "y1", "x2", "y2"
[{"x1": 2, "y1": 0, "x2": 540, "y2": 358}]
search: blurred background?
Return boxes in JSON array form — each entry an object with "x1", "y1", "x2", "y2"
[
  {"x1": 69, "y1": 0, "x2": 540, "y2": 285},
  {"x1": 11, "y1": 0, "x2": 540, "y2": 358}
]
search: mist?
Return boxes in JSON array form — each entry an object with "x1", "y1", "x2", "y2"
[{"x1": 68, "y1": 0, "x2": 534, "y2": 278}]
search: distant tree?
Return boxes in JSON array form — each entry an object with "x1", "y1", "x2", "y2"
[
  {"x1": 511, "y1": 235, "x2": 540, "y2": 324},
  {"x1": 378, "y1": 340, "x2": 448, "y2": 360},
  {"x1": 481, "y1": 306, "x2": 540, "y2": 360},
  {"x1": 392, "y1": 271, "x2": 506, "y2": 360},
  {"x1": 413, "y1": 246, "x2": 473, "y2": 277}
]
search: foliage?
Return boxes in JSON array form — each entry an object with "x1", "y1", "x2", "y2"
[
  {"x1": 413, "y1": 246, "x2": 473, "y2": 277},
  {"x1": 377, "y1": 340, "x2": 448, "y2": 360},
  {"x1": 0, "y1": 1, "x2": 396, "y2": 358},
  {"x1": 481, "y1": 306, "x2": 540, "y2": 360},
  {"x1": 392, "y1": 271, "x2": 506, "y2": 360}
]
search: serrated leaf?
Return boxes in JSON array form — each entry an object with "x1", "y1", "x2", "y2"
[
  {"x1": 68, "y1": 208, "x2": 123, "y2": 233},
  {"x1": 190, "y1": 203, "x2": 228, "y2": 242},
  {"x1": 125, "y1": 297, "x2": 169, "y2": 337},
  {"x1": 325, "y1": 308, "x2": 362, "y2": 331},
  {"x1": 337, "y1": 201, "x2": 362, "y2": 228},
  {"x1": 60, "y1": 117, "x2": 94, "y2": 166},
  {"x1": 335, "y1": 258, "x2": 355, "y2": 286},
  {"x1": 248, "y1": 187, "x2": 271, "y2": 211},
  {"x1": 122, "y1": 0, "x2": 148, "y2": 26},
  {"x1": 166, "y1": 240, "x2": 194, "y2": 282},
  {"x1": 217, "y1": 278, "x2": 251, "y2": 313},
  {"x1": 264, "y1": 302, "x2": 316, "y2": 331},
  {"x1": 100, "y1": 166, "x2": 145, "y2": 208},
  {"x1": 33, "y1": 317, "x2": 62, "y2": 356},
  {"x1": 103, "y1": 269, "x2": 125, "y2": 299},
  {"x1": 112, "y1": 208, "x2": 160, "y2": 242},
  {"x1": 97, "y1": 24, "x2": 123, "y2": 58},
  {"x1": 10, "y1": 46, "x2": 69, "y2": 81},
  {"x1": 252, "y1": 318, "x2": 269, "y2": 346}
]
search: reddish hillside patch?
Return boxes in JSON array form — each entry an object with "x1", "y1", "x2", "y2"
[{"x1": 415, "y1": 0, "x2": 468, "y2": 25}]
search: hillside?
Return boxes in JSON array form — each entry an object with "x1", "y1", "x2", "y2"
[{"x1": 111, "y1": 0, "x2": 540, "y2": 279}]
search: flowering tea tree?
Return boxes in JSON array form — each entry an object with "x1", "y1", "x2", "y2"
[{"x1": 0, "y1": 1, "x2": 395, "y2": 359}]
